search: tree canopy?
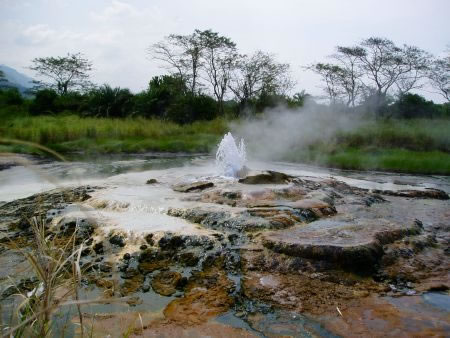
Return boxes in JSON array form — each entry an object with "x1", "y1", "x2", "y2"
[
  {"x1": 310, "y1": 37, "x2": 436, "y2": 107},
  {"x1": 30, "y1": 52, "x2": 93, "y2": 95}
]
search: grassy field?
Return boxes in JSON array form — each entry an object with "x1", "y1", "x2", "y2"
[
  {"x1": 1, "y1": 113, "x2": 449, "y2": 174},
  {"x1": 286, "y1": 118, "x2": 450, "y2": 174},
  {"x1": 0, "y1": 114, "x2": 228, "y2": 154}
]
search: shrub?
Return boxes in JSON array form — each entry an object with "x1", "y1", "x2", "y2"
[
  {"x1": 167, "y1": 94, "x2": 218, "y2": 124},
  {"x1": 55, "y1": 91, "x2": 85, "y2": 112},
  {"x1": 0, "y1": 88, "x2": 24, "y2": 105},
  {"x1": 85, "y1": 85, "x2": 134, "y2": 118},
  {"x1": 29, "y1": 89, "x2": 58, "y2": 115},
  {"x1": 390, "y1": 93, "x2": 438, "y2": 119},
  {"x1": 134, "y1": 75, "x2": 187, "y2": 118}
]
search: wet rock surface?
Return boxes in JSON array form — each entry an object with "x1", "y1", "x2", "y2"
[
  {"x1": 172, "y1": 181, "x2": 214, "y2": 192},
  {"x1": 151, "y1": 270, "x2": 182, "y2": 296},
  {"x1": 262, "y1": 219, "x2": 423, "y2": 272},
  {"x1": 0, "y1": 167, "x2": 449, "y2": 337},
  {"x1": 374, "y1": 188, "x2": 449, "y2": 200},
  {"x1": 163, "y1": 261, "x2": 235, "y2": 325},
  {"x1": 238, "y1": 170, "x2": 293, "y2": 184}
]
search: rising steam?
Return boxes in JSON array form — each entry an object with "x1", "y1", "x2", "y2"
[{"x1": 231, "y1": 100, "x2": 363, "y2": 162}]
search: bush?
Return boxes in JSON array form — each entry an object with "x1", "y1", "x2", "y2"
[
  {"x1": 55, "y1": 91, "x2": 85, "y2": 112},
  {"x1": 134, "y1": 75, "x2": 187, "y2": 118},
  {"x1": 0, "y1": 88, "x2": 24, "y2": 105},
  {"x1": 390, "y1": 93, "x2": 438, "y2": 118},
  {"x1": 29, "y1": 89, "x2": 58, "y2": 115},
  {"x1": 167, "y1": 94, "x2": 218, "y2": 124},
  {"x1": 85, "y1": 85, "x2": 134, "y2": 118}
]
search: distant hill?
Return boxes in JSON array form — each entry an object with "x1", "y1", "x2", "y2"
[{"x1": 0, "y1": 65, "x2": 35, "y2": 94}]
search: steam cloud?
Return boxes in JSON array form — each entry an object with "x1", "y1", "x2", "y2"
[{"x1": 230, "y1": 100, "x2": 364, "y2": 162}]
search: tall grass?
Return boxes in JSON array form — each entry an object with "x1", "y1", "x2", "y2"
[
  {"x1": 279, "y1": 118, "x2": 450, "y2": 174},
  {"x1": 0, "y1": 115, "x2": 228, "y2": 154},
  {"x1": 1, "y1": 112, "x2": 449, "y2": 173},
  {"x1": 2, "y1": 217, "x2": 84, "y2": 337},
  {"x1": 334, "y1": 119, "x2": 450, "y2": 152}
]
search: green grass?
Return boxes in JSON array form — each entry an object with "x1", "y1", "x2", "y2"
[
  {"x1": 278, "y1": 118, "x2": 450, "y2": 175},
  {"x1": 334, "y1": 119, "x2": 449, "y2": 152},
  {"x1": 325, "y1": 148, "x2": 450, "y2": 174},
  {"x1": 1, "y1": 110, "x2": 449, "y2": 174},
  {"x1": 0, "y1": 114, "x2": 228, "y2": 155}
]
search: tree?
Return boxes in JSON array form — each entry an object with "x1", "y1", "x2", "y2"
[
  {"x1": 331, "y1": 47, "x2": 364, "y2": 106},
  {"x1": 390, "y1": 93, "x2": 438, "y2": 119},
  {"x1": 167, "y1": 93, "x2": 217, "y2": 124},
  {"x1": 311, "y1": 37, "x2": 433, "y2": 108},
  {"x1": 134, "y1": 75, "x2": 187, "y2": 118},
  {"x1": 29, "y1": 89, "x2": 59, "y2": 115},
  {"x1": 287, "y1": 90, "x2": 311, "y2": 108},
  {"x1": 198, "y1": 29, "x2": 238, "y2": 115},
  {"x1": 340, "y1": 38, "x2": 431, "y2": 101},
  {"x1": 87, "y1": 85, "x2": 134, "y2": 118},
  {"x1": 150, "y1": 31, "x2": 205, "y2": 94},
  {"x1": 428, "y1": 52, "x2": 450, "y2": 102},
  {"x1": 394, "y1": 45, "x2": 432, "y2": 95},
  {"x1": 0, "y1": 88, "x2": 23, "y2": 105},
  {"x1": 29, "y1": 53, "x2": 93, "y2": 95},
  {"x1": 229, "y1": 51, "x2": 293, "y2": 107},
  {"x1": 309, "y1": 63, "x2": 345, "y2": 104}
]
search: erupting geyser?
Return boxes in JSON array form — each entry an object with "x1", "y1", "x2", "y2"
[{"x1": 216, "y1": 132, "x2": 247, "y2": 177}]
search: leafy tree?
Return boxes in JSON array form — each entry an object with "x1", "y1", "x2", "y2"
[
  {"x1": 140, "y1": 75, "x2": 187, "y2": 118},
  {"x1": 86, "y1": 85, "x2": 134, "y2": 118},
  {"x1": 390, "y1": 93, "x2": 438, "y2": 118},
  {"x1": 134, "y1": 75, "x2": 188, "y2": 118},
  {"x1": 0, "y1": 88, "x2": 24, "y2": 105},
  {"x1": 167, "y1": 93, "x2": 217, "y2": 124},
  {"x1": 55, "y1": 91, "x2": 85, "y2": 112},
  {"x1": 286, "y1": 91, "x2": 311, "y2": 108},
  {"x1": 29, "y1": 89, "x2": 58, "y2": 115},
  {"x1": 29, "y1": 53, "x2": 93, "y2": 95}
]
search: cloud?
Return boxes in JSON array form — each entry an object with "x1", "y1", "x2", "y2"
[
  {"x1": 20, "y1": 24, "x2": 56, "y2": 45},
  {"x1": 83, "y1": 30, "x2": 123, "y2": 45},
  {"x1": 90, "y1": 0, "x2": 139, "y2": 22}
]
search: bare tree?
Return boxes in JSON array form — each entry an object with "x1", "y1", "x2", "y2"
[
  {"x1": 150, "y1": 39, "x2": 188, "y2": 84},
  {"x1": 344, "y1": 38, "x2": 430, "y2": 98},
  {"x1": 394, "y1": 45, "x2": 432, "y2": 95},
  {"x1": 331, "y1": 47, "x2": 364, "y2": 106},
  {"x1": 29, "y1": 52, "x2": 93, "y2": 95},
  {"x1": 198, "y1": 29, "x2": 238, "y2": 114},
  {"x1": 308, "y1": 63, "x2": 345, "y2": 104},
  {"x1": 229, "y1": 51, "x2": 293, "y2": 105},
  {"x1": 150, "y1": 31, "x2": 204, "y2": 94},
  {"x1": 428, "y1": 52, "x2": 449, "y2": 102}
]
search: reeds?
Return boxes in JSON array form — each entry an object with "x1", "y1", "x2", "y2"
[{"x1": 2, "y1": 216, "x2": 84, "y2": 337}]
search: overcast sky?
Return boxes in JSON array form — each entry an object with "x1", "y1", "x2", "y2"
[{"x1": 1, "y1": 0, "x2": 449, "y2": 101}]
